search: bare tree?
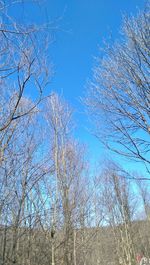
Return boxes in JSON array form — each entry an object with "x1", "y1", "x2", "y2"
[
  {"x1": 0, "y1": 0, "x2": 50, "y2": 164},
  {"x1": 85, "y1": 3, "x2": 150, "y2": 174},
  {"x1": 136, "y1": 179, "x2": 150, "y2": 220},
  {"x1": 45, "y1": 93, "x2": 90, "y2": 265},
  {"x1": 0, "y1": 108, "x2": 52, "y2": 265},
  {"x1": 98, "y1": 163, "x2": 137, "y2": 265},
  {"x1": 0, "y1": 2, "x2": 53, "y2": 264}
]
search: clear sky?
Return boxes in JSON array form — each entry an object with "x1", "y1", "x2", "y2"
[{"x1": 10, "y1": 0, "x2": 146, "y2": 170}]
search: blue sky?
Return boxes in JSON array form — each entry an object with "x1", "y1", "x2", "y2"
[
  {"x1": 46, "y1": 0, "x2": 145, "y2": 101},
  {"x1": 10, "y1": 0, "x2": 146, "y2": 171},
  {"x1": 44, "y1": 0, "x2": 145, "y2": 167}
]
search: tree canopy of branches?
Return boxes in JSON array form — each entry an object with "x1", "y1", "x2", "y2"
[
  {"x1": 86, "y1": 3, "x2": 150, "y2": 174},
  {"x1": 0, "y1": 0, "x2": 49, "y2": 140}
]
